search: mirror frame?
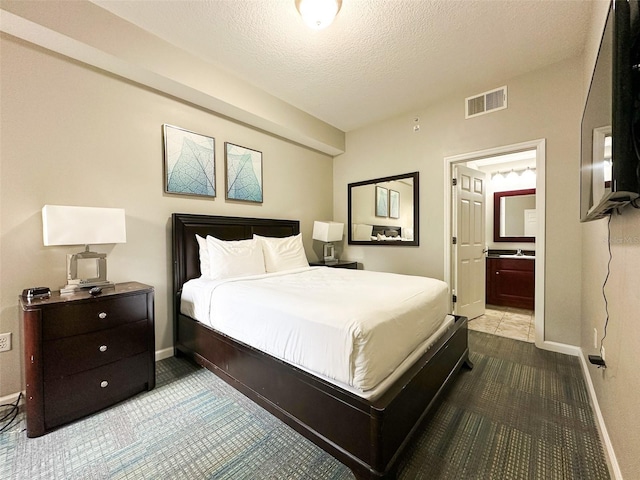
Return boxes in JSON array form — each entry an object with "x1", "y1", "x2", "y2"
[
  {"x1": 348, "y1": 172, "x2": 419, "y2": 246},
  {"x1": 493, "y1": 188, "x2": 536, "y2": 243}
]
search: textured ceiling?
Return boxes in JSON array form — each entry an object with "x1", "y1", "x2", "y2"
[{"x1": 92, "y1": 0, "x2": 593, "y2": 132}]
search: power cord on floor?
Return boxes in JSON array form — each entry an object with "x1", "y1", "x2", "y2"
[{"x1": 0, "y1": 392, "x2": 22, "y2": 433}]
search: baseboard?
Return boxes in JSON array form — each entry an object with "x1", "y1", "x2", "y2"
[
  {"x1": 0, "y1": 391, "x2": 25, "y2": 407},
  {"x1": 537, "y1": 339, "x2": 582, "y2": 356},
  {"x1": 578, "y1": 349, "x2": 623, "y2": 480},
  {"x1": 155, "y1": 347, "x2": 174, "y2": 361}
]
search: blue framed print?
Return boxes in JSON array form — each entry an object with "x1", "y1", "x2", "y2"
[
  {"x1": 389, "y1": 189, "x2": 400, "y2": 219},
  {"x1": 375, "y1": 186, "x2": 388, "y2": 217},
  {"x1": 163, "y1": 124, "x2": 215, "y2": 198},
  {"x1": 225, "y1": 142, "x2": 263, "y2": 203}
]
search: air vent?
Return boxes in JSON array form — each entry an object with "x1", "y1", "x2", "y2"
[{"x1": 465, "y1": 86, "x2": 507, "y2": 119}]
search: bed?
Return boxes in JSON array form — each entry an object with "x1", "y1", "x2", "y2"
[
  {"x1": 352, "y1": 224, "x2": 408, "y2": 242},
  {"x1": 172, "y1": 213, "x2": 472, "y2": 479},
  {"x1": 371, "y1": 225, "x2": 401, "y2": 237}
]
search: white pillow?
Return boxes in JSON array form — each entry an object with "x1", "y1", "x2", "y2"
[
  {"x1": 195, "y1": 234, "x2": 210, "y2": 278},
  {"x1": 254, "y1": 233, "x2": 309, "y2": 273},
  {"x1": 403, "y1": 227, "x2": 414, "y2": 241},
  {"x1": 205, "y1": 236, "x2": 266, "y2": 280}
]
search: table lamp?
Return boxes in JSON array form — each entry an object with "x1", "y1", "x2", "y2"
[
  {"x1": 42, "y1": 205, "x2": 126, "y2": 293},
  {"x1": 312, "y1": 221, "x2": 344, "y2": 264}
]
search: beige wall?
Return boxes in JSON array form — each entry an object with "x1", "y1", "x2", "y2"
[
  {"x1": 335, "y1": 56, "x2": 584, "y2": 345},
  {"x1": 581, "y1": 211, "x2": 640, "y2": 478},
  {"x1": 0, "y1": 0, "x2": 344, "y2": 156},
  {"x1": 580, "y1": 1, "x2": 640, "y2": 478},
  {"x1": 0, "y1": 35, "x2": 333, "y2": 397}
]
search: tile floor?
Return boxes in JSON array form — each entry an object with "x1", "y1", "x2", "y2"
[{"x1": 468, "y1": 304, "x2": 535, "y2": 343}]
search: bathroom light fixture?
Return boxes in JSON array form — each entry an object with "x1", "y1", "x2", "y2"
[
  {"x1": 295, "y1": 0, "x2": 342, "y2": 30},
  {"x1": 521, "y1": 166, "x2": 536, "y2": 180},
  {"x1": 491, "y1": 167, "x2": 536, "y2": 179}
]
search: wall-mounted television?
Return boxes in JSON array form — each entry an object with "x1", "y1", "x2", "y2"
[{"x1": 580, "y1": 0, "x2": 640, "y2": 222}]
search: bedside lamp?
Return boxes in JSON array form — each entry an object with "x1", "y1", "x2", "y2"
[
  {"x1": 312, "y1": 221, "x2": 344, "y2": 264},
  {"x1": 42, "y1": 205, "x2": 126, "y2": 293}
]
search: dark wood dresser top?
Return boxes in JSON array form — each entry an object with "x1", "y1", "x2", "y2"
[{"x1": 20, "y1": 282, "x2": 153, "y2": 310}]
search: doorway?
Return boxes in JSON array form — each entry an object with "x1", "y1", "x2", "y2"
[{"x1": 444, "y1": 139, "x2": 546, "y2": 345}]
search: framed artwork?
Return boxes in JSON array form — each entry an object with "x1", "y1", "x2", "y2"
[
  {"x1": 225, "y1": 142, "x2": 263, "y2": 203},
  {"x1": 375, "y1": 186, "x2": 388, "y2": 217},
  {"x1": 163, "y1": 124, "x2": 215, "y2": 197},
  {"x1": 389, "y1": 190, "x2": 400, "y2": 219}
]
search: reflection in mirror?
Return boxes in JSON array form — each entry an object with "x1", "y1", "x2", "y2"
[
  {"x1": 604, "y1": 134, "x2": 612, "y2": 186},
  {"x1": 592, "y1": 129, "x2": 613, "y2": 205},
  {"x1": 494, "y1": 189, "x2": 536, "y2": 242},
  {"x1": 348, "y1": 172, "x2": 419, "y2": 246}
]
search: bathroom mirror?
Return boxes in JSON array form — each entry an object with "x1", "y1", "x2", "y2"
[
  {"x1": 493, "y1": 188, "x2": 536, "y2": 242},
  {"x1": 348, "y1": 172, "x2": 419, "y2": 246}
]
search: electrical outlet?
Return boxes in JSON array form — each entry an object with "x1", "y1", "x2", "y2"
[
  {"x1": 0, "y1": 332, "x2": 11, "y2": 352},
  {"x1": 593, "y1": 328, "x2": 598, "y2": 349}
]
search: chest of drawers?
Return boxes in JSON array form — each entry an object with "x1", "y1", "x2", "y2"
[{"x1": 20, "y1": 282, "x2": 155, "y2": 437}]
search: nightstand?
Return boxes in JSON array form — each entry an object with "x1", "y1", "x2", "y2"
[
  {"x1": 20, "y1": 281, "x2": 155, "y2": 437},
  {"x1": 309, "y1": 260, "x2": 358, "y2": 269}
]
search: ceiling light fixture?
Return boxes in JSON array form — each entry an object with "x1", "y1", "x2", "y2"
[{"x1": 295, "y1": 0, "x2": 342, "y2": 30}]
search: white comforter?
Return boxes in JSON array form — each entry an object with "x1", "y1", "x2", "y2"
[{"x1": 181, "y1": 267, "x2": 449, "y2": 392}]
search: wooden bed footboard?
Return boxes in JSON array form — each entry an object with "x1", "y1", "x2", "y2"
[
  {"x1": 176, "y1": 312, "x2": 471, "y2": 479},
  {"x1": 171, "y1": 213, "x2": 472, "y2": 479}
]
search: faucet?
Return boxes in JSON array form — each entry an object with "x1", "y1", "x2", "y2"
[{"x1": 516, "y1": 249, "x2": 523, "y2": 256}]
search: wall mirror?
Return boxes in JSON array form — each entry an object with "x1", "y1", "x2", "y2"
[
  {"x1": 493, "y1": 188, "x2": 536, "y2": 242},
  {"x1": 348, "y1": 172, "x2": 419, "y2": 246}
]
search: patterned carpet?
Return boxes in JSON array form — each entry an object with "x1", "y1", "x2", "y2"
[{"x1": 0, "y1": 331, "x2": 610, "y2": 479}]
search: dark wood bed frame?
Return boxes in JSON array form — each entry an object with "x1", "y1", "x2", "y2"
[{"x1": 172, "y1": 213, "x2": 473, "y2": 479}]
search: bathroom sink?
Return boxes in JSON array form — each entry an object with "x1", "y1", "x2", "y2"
[{"x1": 498, "y1": 254, "x2": 535, "y2": 259}]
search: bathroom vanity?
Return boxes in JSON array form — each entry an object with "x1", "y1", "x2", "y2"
[{"x1": 486, "y1": 255, "x2": 535, "y2": 310}]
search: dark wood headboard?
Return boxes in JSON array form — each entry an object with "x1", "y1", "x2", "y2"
[
  {"x1": 171, "y1": 213, "x2": 300, "y2": 296},
  {"x1": 371, "y1": 225, "x2": 401, "y2": 237}
]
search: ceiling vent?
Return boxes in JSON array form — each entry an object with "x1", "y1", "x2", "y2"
[{"x1": 465, "y1": 86, "x2": 507, "y2": 119}]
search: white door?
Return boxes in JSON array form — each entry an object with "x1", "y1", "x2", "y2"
[
  {"x1": 453, "y1": 165, "x2": 487, "y2": 319},
  {"x1": 524, "y1": 209, "x2": 537, "y2": 237}
]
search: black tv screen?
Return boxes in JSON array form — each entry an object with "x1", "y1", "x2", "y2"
[{"x1": 580, "y1": 0, "x2": 640, "y2": 222}]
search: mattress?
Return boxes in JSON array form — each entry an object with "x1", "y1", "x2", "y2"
[{"x1": 180, "y1": 267, "x2": 451, "y2": 396}]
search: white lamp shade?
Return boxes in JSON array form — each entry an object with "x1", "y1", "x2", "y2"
[
  {"x1": 42, "y1": 205, "x2": 127, "y2": 246},
  {"x1": 312, "y1": 221, "x2": 344, "y2": 242}
]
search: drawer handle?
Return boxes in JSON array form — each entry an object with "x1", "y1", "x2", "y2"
[
  {"x1": 98, "y1": 312, "x2": 107, "y2": 319},
  {"x1": 100, "y1": 380, "x2": 109, "y2": 388},
  {"x1": 99, "y1": 345, "x2": 108, "y2": 352}
]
